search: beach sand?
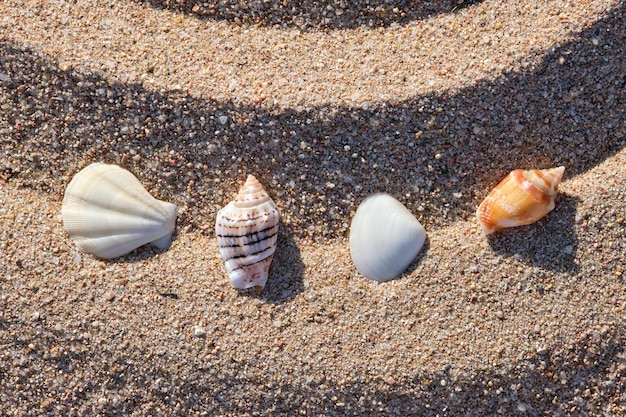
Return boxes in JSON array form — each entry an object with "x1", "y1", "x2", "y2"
[{"x1": 1, "y1": 0, "x2": 625, "y2": 415}]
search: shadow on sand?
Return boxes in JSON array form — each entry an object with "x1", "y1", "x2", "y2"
[
  {"x1": 0, "y1": 4, "x2": 624, "y2": 415},
  {"x1": 1, "y1": 4, "x2": 624, "y2": 241},
  {"x1": 236, "y1": 226, "x2": 306, "y2": 304},
  {"x1": 139, "y1": 0, "x2": 484, "y2": 30},
  {"x1": 0, "y1": 312, "x2": 622, "y2": 415},
  {"x1": 487, "y1": 194, "x2": 580, "y2": 273}
]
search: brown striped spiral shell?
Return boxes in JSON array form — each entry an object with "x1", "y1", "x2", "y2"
[{"x1": 215, "y1": 175, "x2": 280, "y2": 289}]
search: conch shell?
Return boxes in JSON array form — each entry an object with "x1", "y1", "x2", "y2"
[
  {"x1": 215, "y1": 175, "x2": 280, "y2": 289},
  {"x1": 349, "y1": 193, "x2": 427, "y2": 282},
  {"x1": 61, "y1": 163, "x2": 177, "y2": 259},
  {"x1": 476, "y1": 166, "x2": 565, "y2": 235}
]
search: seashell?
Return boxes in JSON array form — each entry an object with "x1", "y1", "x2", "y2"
[
  {"x1": 476, "y1": 166, "x2": 565, "y2": 235},
  {"x1": 61, "y1": 163, "x2": 177, "y2": 259},
  {"x1": 349, "y1": 193, "x2": 427, "y2": 282},
  {"x1": 215, "y1": 175, "x2": 280, "y2": 289}
]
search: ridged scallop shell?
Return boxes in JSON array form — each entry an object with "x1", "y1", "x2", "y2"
[
  {"x1": 61, "y1": 163, "x2": 177, "y2": 259},
  {"x1": 349, "y1": 193, "x2": 427, "y2": 282},
  {"x1": 476, "y1": 166, "x2": 565, "y2": 235},
  {"x1": 215, "y1": 175, "x2": 280, "y2": 289}
]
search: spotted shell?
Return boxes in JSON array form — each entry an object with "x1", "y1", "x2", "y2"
[
  {"x1": 476, "y1": 166, "x2": 565, "y2": 235},
  {"x1": 61, "y1": 163, "x2": 177, "y2": 259},
  {"x1": 349, "y1": 193, "x2": 427, "y2": 282},
  {"x1": 215, "y1": 175, "x2": 280, "y2": 289}
]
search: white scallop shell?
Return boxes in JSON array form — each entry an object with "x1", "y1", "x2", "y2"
[
  {"x1": 215, "y1": 175, "x2": 280, "y2": 289},
  {"x1": 349, "y1": 193, "x2": 427, "y2": 282},
  {"x1": 61, "y1": 163, "x2": 177, "y2": 259}
]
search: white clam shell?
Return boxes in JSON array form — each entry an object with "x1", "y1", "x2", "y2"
[
  {"x1": 215, "y1": 175, "x2": 280, "y2": 289},
  {"x1": 349, "y1": 193, "x2": 426, "y2": 282},
  {"x1": 61, "y1": 163, "x2": 177, "y2": 259}
]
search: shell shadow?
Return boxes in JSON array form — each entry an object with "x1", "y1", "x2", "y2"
[
  {"x1": 237, "y1": 225, "x2": 305, "y2": 304},
  {"x1": 73, "y1": 244, "x2": 172, "y2": 265},
  {"x1": 399, "y1": 234, "x2": 431, "y2": 279},
  {"x1": 486, "y1": 194, "x2": 580, "y2": 273},
  {"x1": 98, "y1": 227, "x2": 181, "y2": 264}
]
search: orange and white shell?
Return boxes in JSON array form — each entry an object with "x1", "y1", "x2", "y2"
[
  {"x1": 215, "y1": 175, "x2": 280, "y2": 289},
  {"x1": 476, "y1": 166, "x2": 565, "y2": 235}
]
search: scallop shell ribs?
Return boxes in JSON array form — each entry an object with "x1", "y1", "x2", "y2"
[
  {"x1": 476, "y1": 166, "x2": 565, "y2": 235},
  {"x1": 61, "y1": 163, "x2": 177, "y2": 259},
  {"x1": 215, "y1": 175, "x2": 280, "y2": 289}
]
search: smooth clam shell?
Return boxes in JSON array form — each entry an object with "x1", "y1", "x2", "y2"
[
  {"x1": 61, "y1": 163, "x2": 177, "y2": 259},
  {"x1": 476, "y1": 166, "x2": 565, "y2": 235},
  {"x1": 349, "y1": 193, "x2": 426, "y2": 282},
  {"x1": 215, "y1": 175, "x2": 280, "y2": 289}
]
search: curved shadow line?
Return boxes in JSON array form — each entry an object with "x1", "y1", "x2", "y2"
[
  {"x1": 138, "y1": 0, "x2": 485, "y2": 31},
  {"x1": 0, "y1": 3, "x2": 624, "y2": 241},
  {"x1": 1, "y1": 315, "x2": 623, "y2": 415}
]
